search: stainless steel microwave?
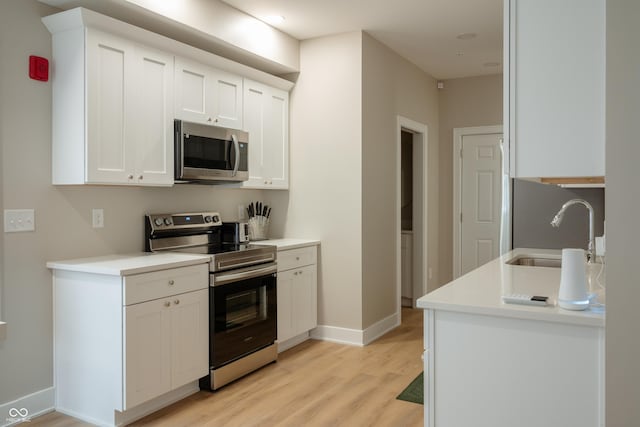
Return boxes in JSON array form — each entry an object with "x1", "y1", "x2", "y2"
[{"x1": 174, "y1": 119, "x2": 249, "y2": 183}]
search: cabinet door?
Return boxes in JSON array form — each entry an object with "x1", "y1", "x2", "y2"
[
  {"x1": 124, "y1": 298, "x2": 172, "y2": 409},
  {"x1": 132, "y1": 45, "x2": 174, "y2": 186},
  {"x1": 509, "y1": 0, "x2": 605, "y2": 178},
  {"x1": 170, "y1": 289, "x2": 209, "y2": 387},
  {"x1": 242, "y1": 79, "x2": 289, "y2": 189},
  {"x1": 276, "y1": 269, "x2": 295, "y2": 343},
  {"x1": 211, "y1": 70, "x2": 243, "y2": 129},
  {"x1": 262, "y1": 87, "x2": 289, "y2": 188},
  {"x1": 86, "y1": 29, "x2": 136, "y2": 184},
  {"x1": 291, "y1": 264, "x2": 317, "y2": 335},
  {"x1": 174, "y1": 57, "x2": 211, "y2": 124}
]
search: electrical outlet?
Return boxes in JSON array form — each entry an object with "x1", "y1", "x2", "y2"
[
  {"x1": 238, "y1": 204, "x2": 247, "y2": 220},
  {"x1": 4, "y1": 209, "x2": 35, "y2": 232},
  {"x1": 92, "y1": 209, "x2": 104, "y2": 228}
]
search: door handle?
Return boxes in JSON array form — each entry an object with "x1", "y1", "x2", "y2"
[{"x1": 231, "y1": 134, "x2": 240, "y2": 177}]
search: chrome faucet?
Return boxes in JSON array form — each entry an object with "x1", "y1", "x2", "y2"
[{"x1": 551, "y1": 199, "x2": 595, "y2": 263}]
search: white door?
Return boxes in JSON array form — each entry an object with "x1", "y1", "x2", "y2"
[
  {"x1": 457, "y1": 130, "x2": 503, "y2": 276},
  {"x1": 86, "y1": 29, "x2": 135, "y2": 184},
  {"x1": 291, "y1": 264, "x2": 317, "y2": 335},
  {"x1": 262, "y1": 88, "x2": 289, "y2": 188},
  {"x1": 276, "y1": 269, "x2": 294, "y2": 342},
  {"x1": 132, "y1": 45, "x2": 174, "y2": 185},
  {"x1": 174, "y1": 57, "x2": 210, "y2": 124},
  {"x1": 170, "y1": 289, "x2": 209, "y2": 387},
  {"x1": 124, "y1": 298, "x2": 172, "y2": 409},
  {"x1": 210, "y1": 70, "x2": 243, "y2": 129}
]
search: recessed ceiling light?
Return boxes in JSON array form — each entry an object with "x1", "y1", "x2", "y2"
[
  {"x1": 483, "y1": 62, "x2": 501, "y2": 67},
  {"x1": 264, "y1": 15, "x2": 285, "y2": 25},
  {"x1": 456, "y1": 32, "x2": 477, "y2": 40}
]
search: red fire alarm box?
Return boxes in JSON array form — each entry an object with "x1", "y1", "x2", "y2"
[{"x1": 29, "y1": 55, "x2": 49, "y2": 82}]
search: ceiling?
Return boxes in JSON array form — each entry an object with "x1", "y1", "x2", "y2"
[{"x1": 221, "y1": 0, "x2": 503, "y2": 80}]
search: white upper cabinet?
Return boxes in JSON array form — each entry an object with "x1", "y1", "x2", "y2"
[
  {"x1": 50, "y1": 28, "x2": 174, "y2": 186},
  {"x1": 242, "y1": 79, "x2": 289, "y2": 189},
  {"x1": 505, "y1": 0, "x2": 605, "y2": 179},
  {"x1": 175, "y1": 57, "x2": 243, "y2": 130}
]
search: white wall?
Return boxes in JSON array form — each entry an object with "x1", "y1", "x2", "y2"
[
  {"x1": 605, "y1": 0, "x2": 640, "y2": 424},
  {"x1": 361, "y1": 33, "x2": 439, "y2": 328},
  {"x1": 0, "y1": 0, "x2": 265, "y2": 406},
  {"x1": 267, "y1": 32, "x2": 364, "y2": 330}
]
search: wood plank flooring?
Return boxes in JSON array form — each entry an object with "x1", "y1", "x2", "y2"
[{"x1": 30, "y1": 308, "x2": 424, "y2": 427}]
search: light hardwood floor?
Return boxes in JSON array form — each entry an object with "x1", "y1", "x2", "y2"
[{"x1": 30, "y1": 308, "x2": 424, "y2": 427}]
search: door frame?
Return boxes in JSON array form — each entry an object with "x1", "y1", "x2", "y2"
[
  {"x1": 453, "y1": 125, "x2": 503, "y2": 279},
  {"x1": 396, "y1": 116, "x2": 428, "y2": 319}
]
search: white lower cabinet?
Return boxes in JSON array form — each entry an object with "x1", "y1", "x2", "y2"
[
  {"x1": 423, "y1": 309, "x2": 604, "y2": 427},
  {"x1": 51, "y1": 262, "x2": 209, "y2": 426},
  {"x1": 276, "y1": 245, "x2": 318, "y2": 350},
  {"x1": 124, "y1": 288, "x2": 208, "y2": 409}
]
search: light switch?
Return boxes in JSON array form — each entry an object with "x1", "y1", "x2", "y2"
[{"x1": 4, "y1": 209, "x2": 35, "y2": 232}]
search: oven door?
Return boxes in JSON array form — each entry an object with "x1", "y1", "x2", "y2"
[
  {"x1": 210, "y1": 263, "x2": 277, "y2": 368},
  {"x1": 175, "y1": 119, "x2": 249, "y2": 182}
]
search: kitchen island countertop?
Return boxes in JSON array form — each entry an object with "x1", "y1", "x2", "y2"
[{"x1": 417, "y1": 248, "x2": 605, "y2": 327}]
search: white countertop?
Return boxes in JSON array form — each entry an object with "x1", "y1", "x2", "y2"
[
  {"x1": 254, "y1": 238, "x2": 320, "y2": 250},
  {"x1": 417, "y1": 248, "x2": 605, "y2": 327},
  {"x1": 46, "y1": 252, "x2": 211, "y2": 276}
]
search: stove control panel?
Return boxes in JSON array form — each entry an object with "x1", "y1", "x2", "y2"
[{"x1": 147, "y1": 211, "x2": 222, "y2": 232}]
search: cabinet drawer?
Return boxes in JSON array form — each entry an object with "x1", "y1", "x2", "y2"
[
  {"x1": 277, "y1": 246, "x2": 317, "y2": 272},
  {"x1": 124, "y1": 264, "x2": 208, "y2": 305}
]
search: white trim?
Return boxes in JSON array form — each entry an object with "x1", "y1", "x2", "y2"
[
  {"x1": 311, "y1": 312, "x2": 400, "y2": 347},
  {"x1": 277, "y1": 332, "x2": 311, "y2": 353},
  {"x1": 396, "y1": 116, "x2": 428, "y2": 317},
  {"x1": 452, "y1": 125, "x2": 503, "y2": 279},
  {"x1": 363, "y1": 312, "x2": 400, "y2": 345},
  {"x1": 0, "y1": 387, "x2": 54, "y2": 427},
  {"x1": 310, "y1": 325, "x2": 363, "y2": 346}
]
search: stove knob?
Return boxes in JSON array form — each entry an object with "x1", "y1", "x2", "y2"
[
  {"x1": 154, "y1": 218, "x2": 163, "y2": 227},
  {"x1": 212, "y1": 215, "x2": 220, "y2": 223},
  {"x1": 164, "y1": 217, "x2": 172, "y2": 226},
  {"x1": 204, "y1": 215, "x2": 213, "y2": 223}
]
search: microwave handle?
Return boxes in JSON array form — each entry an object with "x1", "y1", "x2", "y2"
[{"x1": 231, "y1": 134, "x2": 240, "y2": 177}]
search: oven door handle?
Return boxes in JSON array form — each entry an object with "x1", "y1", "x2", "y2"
[{"x1": 213, "y1": 262, "x2": 277, "y2": 286}]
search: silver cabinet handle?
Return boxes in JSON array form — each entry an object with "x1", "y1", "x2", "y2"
[
  {"x1": 164, "y1": 301, "x2": 170, "y2": 307},
  {"x1": 207, "y1": 117, "x2": 212, "y2": 122},
  {"x1": 168, "y1": 280, "x2": 175, "y2": 286},
  {"x1": 296, "y1": 256, "x2": 300, "y2": 261},
  {"x1": 174, "y1": 299, "x2": 180, "y2": 305},
  {"x1": 128, "y1": 174, "x2": 134, "y2": 180},
  {"x1": 138, "y1": 175, "x2": 143, "y2": 180},
  {"x1": 294, "y1": 272, "x2": 298, "y2": 276},
  {"x1": 214, "y1": 118, "x2": 219, "y2": 123},
  {"x1": 231, "y1": 134, "x2": 240, "y2": 177}
]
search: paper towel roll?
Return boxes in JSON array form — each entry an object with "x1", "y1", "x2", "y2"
[{"x1": 558, "y1": 248, "x2": 589, "y2": 310}]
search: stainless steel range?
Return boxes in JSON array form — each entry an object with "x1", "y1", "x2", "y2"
[{"x1": 145, "y1": 211, "x2": 277, "y2": 390}]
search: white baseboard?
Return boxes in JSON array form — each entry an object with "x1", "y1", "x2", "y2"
[
  {"x1": 0, "y1": 387, "x2": 54, "y2": 427},
  {"x1": 310, "y1": 311, "x2": 400, "y2": 347},
  {"x1": 310, "y1": 324, "x2": 364, "y2": 346},
  {"x1": 114, "y1": 382, "x2": 199, "y2": 426},
  {"x1": 363, "y1": 311, "x2": 400, "y2": 345}
]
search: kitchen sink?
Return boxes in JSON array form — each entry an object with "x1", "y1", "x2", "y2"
[{"x1": 506, "y1": 255, "x2": 562, "y2": 268}]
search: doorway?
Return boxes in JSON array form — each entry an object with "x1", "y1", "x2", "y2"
[
  {"x1": 396, "y1": 117, "x2": 428, "y2": 319},
  {"x1": 453, "y1": 125, "x2": 503, "y2": 278}
]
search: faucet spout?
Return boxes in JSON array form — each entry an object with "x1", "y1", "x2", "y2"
[{"x1": 550, "y1": 199, "x2": 595, "y2": 263}]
